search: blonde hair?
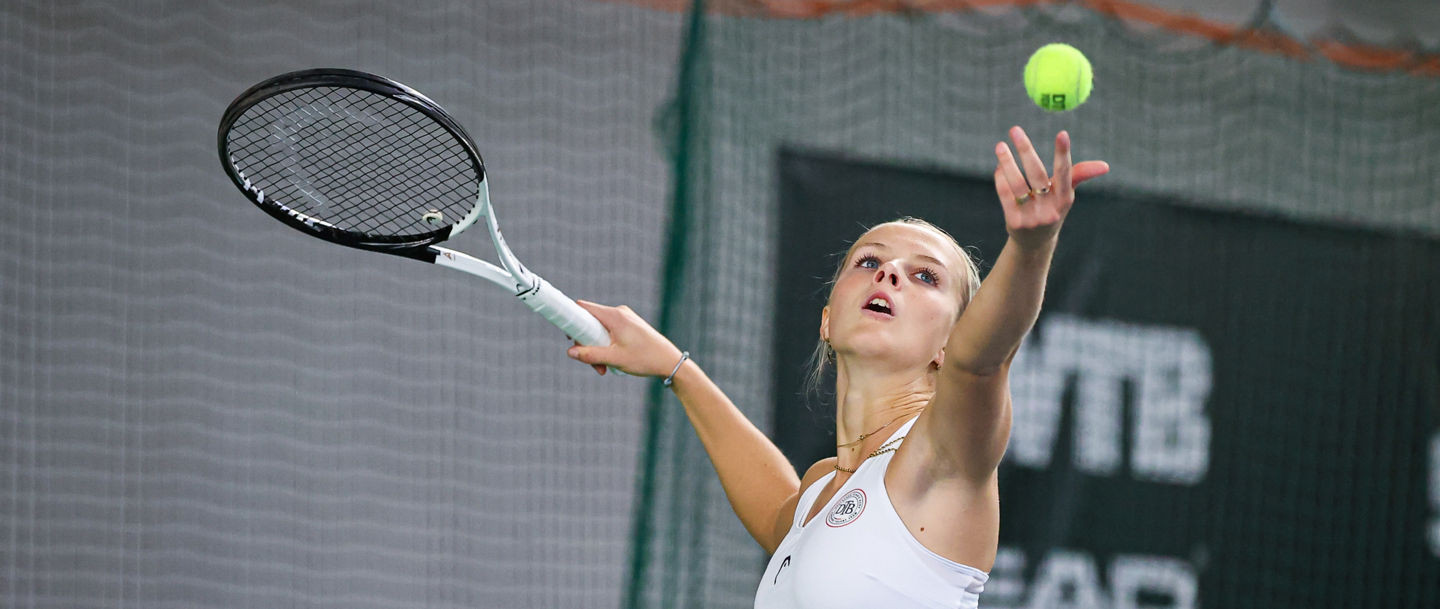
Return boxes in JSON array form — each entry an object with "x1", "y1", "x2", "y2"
[{"x1": 805, "y1": 217, "x2": 982, "y2": 396}]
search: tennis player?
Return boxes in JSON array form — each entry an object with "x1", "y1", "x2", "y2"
[{"x1": 568, "y1": 126, "x2": 1108, "y2": 608}]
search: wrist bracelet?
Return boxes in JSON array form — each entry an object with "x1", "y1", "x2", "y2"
[{"x1": 663, "y1": 351, "x2": 690, "y2": 387}]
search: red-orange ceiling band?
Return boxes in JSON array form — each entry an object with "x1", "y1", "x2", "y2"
[{"x1": 597, "y1": 0, "x2": 1440, "y2": 76}]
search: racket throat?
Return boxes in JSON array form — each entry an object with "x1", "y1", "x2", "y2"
[
  {"x1": 515, "y1": 281, "x2": 544, "y2": 299},
  {"x1": 428, "y1": 245, "x2": 533, "y2": 292}
]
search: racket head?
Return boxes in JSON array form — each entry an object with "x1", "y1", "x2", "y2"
[{"x1": 218, "y1": 68, "x2": 487, "y2": 258}]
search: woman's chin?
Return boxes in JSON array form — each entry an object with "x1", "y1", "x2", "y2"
[{"x1": 835, "y1": 341, "x2": 932, "y2": 371}]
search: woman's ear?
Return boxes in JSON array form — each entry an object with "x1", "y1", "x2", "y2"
[
  {"x1": 819, "y1": 306, "x2": 830, "y2": 343},
  {"x1": 931, "y1": 347, "x2": 944, "y2": 370}
]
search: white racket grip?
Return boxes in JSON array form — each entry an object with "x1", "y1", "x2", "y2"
[{"x1": 518, "y1": 277, "x2": 611, "y2": 347}]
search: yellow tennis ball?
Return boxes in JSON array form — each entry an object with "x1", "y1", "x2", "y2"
[{"x1": 1024, "y1": 43, "x2": 1093, "y2": 112}]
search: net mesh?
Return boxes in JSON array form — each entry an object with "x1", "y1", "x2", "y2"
[
  {"x1": 227, "y1": 86, "x2": 480, "y2": 238},
  {"x1": 627, "y1": 3, "x2": 1440, "y2": 609}
]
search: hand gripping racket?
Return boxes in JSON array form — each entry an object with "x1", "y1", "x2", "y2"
[{"x1": 218, "y1": 68, "x2": 609, "y2": 348}]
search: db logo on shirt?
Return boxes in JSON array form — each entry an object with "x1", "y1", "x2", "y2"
[{"x1": 826, "y1": 490, "x2": 866, "y2": 527}]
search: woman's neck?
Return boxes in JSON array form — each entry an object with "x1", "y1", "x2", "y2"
[{"x1": 833, "y1": 358, "x2": 932, "y2": 461}]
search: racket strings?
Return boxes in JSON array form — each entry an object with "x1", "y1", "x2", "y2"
[{"x1": 227, "y1": 86, "x2": 480, "y2": 239}]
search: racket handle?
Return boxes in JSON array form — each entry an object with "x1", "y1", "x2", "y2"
[{"x1": 519, "y1": 277, "x2": 611, "y2": 347}]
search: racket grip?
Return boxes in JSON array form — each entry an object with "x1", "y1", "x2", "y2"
[{"x1": 518, "y1": 277, "x2": 611, "y2": 347}]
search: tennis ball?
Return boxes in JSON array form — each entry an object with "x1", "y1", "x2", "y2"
[{"x1": 1024, "y1": 43, "x2": 1093, "y2": 112}]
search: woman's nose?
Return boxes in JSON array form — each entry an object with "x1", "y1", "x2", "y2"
[{"x1": 873, "y1": 263, "x2": 901, "y2": 287}]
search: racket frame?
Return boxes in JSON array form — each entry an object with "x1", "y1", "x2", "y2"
[{"x1": 218, "y1": 68, "x2": 610, "y2": 347}]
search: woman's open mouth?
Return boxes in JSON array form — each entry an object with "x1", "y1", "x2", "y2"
[{"x1": 862, "y1": 292, "x2": 895, "y2": 318}]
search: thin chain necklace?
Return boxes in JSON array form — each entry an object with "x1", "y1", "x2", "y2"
[
  {"x1": 833, "y1": 435, "x2": 906, "y2": 473},
  {"x1": 835, "y1": 409, "x2": 919, "y2": 449}
]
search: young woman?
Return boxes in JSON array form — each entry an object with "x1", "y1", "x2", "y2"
[{"x1": 567, "y1": 127, "x2": 1109, "y2": 608}]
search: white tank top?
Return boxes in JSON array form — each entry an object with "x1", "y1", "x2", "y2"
[{"x1": 753, "y1": 420, "x2": 988, "y2": 609}]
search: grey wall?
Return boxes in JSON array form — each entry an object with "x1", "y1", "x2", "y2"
[{"x1": 1, "y1": 2, "x2": 682, "y2": 608}]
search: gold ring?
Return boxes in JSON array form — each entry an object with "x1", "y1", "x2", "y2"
[{"x1": 1015, "y1": 191, "x2": 1033, "y2": 205}]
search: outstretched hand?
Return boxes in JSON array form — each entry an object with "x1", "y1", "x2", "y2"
[
  {"x1": 565, "y1": 300, "x2": 684, "y2": 377},
  {"x1": 993, "y1": 126, "x2": 1109, "y2": 250}
]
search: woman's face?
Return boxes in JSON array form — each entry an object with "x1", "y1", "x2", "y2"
[{"x1": 821, "y1": 223, "x2": 967, "y2": 370}]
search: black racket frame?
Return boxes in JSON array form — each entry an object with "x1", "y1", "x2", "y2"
[{"x1": 217, "y1": 68, "x2": 487, "y2": 261}]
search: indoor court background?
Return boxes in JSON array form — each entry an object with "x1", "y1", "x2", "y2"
[{"x1": 3, "y1": 1, "x2": 1438, "y2": 608}]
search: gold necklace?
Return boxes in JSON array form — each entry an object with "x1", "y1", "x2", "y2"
[
  {"x1": 835, "y1": 410, "x2": 919, "y2": 449},
  {"x1": 833, "y1": 435, "x2": 906, "y2": 473}
]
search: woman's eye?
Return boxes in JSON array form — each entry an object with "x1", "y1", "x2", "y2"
[
  {"x1": 855, "y1": 255, "x2": 880, "y2": 269},
  {"x1": 916, "y1": 269, "x2": 939, "y2": 285}
]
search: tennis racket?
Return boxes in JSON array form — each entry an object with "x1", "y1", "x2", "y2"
[{"x1": 217, "y1": 68, "x2": 609, "y2": 348}]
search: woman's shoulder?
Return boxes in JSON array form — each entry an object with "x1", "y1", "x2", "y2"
[
  {"x1": 770, "y1": 457, "x2": 839, "y2": 546},
  {"x1": 801, "y1": 456, "x2": 837, "y2": 491}
]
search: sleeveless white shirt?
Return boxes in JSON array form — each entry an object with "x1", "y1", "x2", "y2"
[{"x1": 753, "y1": 420, "x2": 988, "y2": 609}]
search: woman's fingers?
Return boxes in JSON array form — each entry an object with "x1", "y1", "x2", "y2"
[
  {"x1": 1007, "y1": 126, "x2": 1052, "y2": 192},
  {"x1": 995, "y1": 142, "x2": 1033, "y2": 203},
  {"x1": 568, "y1": 300, "x2": 681, "y2": 377},
  {"x1": 992, "y1": 128, "x2": 1108, "y2": 248},
  {"x1": 1071, "y1": 160, "x2": 1110, "y2": 187},
  {"x1": 1051, "y1": 130, "x2": 1073, "y2": 201},
  {"x1": 993, "y1": 165, "x2": 1021, "y2": 226},
  {"x1": 564, "y1": 341, "x2": 612, "y2": 376},
  {"x1": 575, "y1": 299, "x2": 624, "y2": 329},
  {"x1": 569, "y1": 301, "x2": 625, "y2": 369},
  {"x1": 566, "y1": 342, "x2": 609, "y2": 364},
  {"x1": 998, "y1": 128, "x2": 1109, "y2": 191}
]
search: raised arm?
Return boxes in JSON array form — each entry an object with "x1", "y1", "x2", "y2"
[
  {"x1": 566, "y1": 301, "x2": 801, "y2": 553},
  {"x1": 918, "y1": 127, "x2": 1109, "y2": 482}
]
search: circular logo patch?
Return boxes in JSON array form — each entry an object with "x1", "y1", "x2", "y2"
[{"x1": 826, "y1": 489, "x2": 866, "y2": 527}]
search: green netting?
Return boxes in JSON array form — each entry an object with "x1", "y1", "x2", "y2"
[{"x1": 628, "y1": 3, "x2": 1440, "y2": 608}]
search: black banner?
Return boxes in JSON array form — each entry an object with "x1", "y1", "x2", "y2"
[{"x1": 772, "y1": 147, "x2": 1440, "y2": 609}]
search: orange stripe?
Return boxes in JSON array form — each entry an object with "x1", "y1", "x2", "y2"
[{"x1": 593, "y1": 0, "x2": 1439, "y2": 76}]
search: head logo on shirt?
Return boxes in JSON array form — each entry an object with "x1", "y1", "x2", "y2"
[{"x1": 826, "y1": 489, "x2": 866, "y2": 527}]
